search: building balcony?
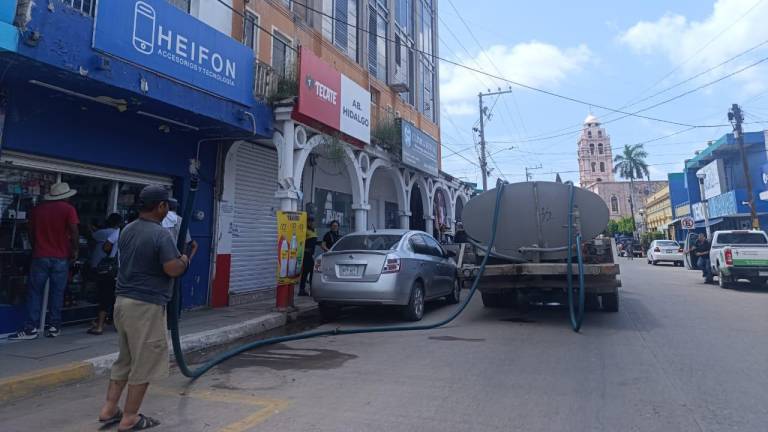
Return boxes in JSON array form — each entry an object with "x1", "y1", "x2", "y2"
[{"x1": 254, "y1": 59, "x2": 297, "y2": 102}]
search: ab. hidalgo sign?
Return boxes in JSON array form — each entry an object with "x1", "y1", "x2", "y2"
[
  {"x1": 93, "y1": 0, "x2": 254, "y2": 105},
  {"x1": 295, "y1": 47, "x2": 371, "y2": 144}
]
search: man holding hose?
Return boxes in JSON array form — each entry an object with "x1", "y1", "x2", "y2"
[{"x1": 97, "y1": 185, "x2": 189, "y2": 431}]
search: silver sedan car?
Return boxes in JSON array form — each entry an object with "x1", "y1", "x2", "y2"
[{"x1": 312, "y1": 229, "x2": 460, "y2": 321}]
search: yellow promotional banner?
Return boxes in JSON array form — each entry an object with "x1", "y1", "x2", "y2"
[{"x1": 276, "y1": 211, "x2": 307, "y2": 285}]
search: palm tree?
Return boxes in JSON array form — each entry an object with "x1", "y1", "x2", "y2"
[{"x1": 613, "y1": 144, "x2": 650, "y2": 235}]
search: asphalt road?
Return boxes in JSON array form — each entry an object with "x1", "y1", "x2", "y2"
[{"x1": 1, "y1": 258, "x2": 767, "y2": 432}]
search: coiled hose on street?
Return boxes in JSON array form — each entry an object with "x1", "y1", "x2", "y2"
[
  {"x1": 565, "y1": 181, "x2": 586, "y2": 332},
  {"x1": 168, "y1": 176, "x2": 508, "y2": 379}
]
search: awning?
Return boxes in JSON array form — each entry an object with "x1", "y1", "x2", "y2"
[{"x1": 694, "y1": 218, "x2": 723, "y2": 228}]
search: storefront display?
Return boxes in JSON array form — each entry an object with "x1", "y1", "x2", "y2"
[
  {"x1": 313, "y1": 188, "x2": 353, "y2": 239},
  {"x1": 0, "y1": 163, "x2": 169, "y2": 332}
]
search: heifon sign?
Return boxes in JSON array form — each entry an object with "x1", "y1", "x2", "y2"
[{"x1": 93, "y1": 0, "x2": 254, "y2": 106}]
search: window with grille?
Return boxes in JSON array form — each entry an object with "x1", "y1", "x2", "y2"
[
  {"x1": 368, "y1": 1, "x2": 388, "y2": 82},
  {"x1": 244, "y1": 12, "x2": 259, "y2": 56},
  {"x1": 167, "y1": 0, "x2": 191, "y2": 13},
  {"x1": 272, "y1": 31, "x2": 294, "y2": 77},
  {"x1": 321, "y1": 0, "x2": 357, "y2": 61}
]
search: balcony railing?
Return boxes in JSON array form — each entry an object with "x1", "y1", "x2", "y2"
[
  {"x1": 254, "y1": 60, "x2": 298, "y2": 103},
  {"x1": 62, "y1": 0, "x2": 96, "y2": 16}
]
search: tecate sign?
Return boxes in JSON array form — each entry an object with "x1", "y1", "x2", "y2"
[
  {"x1": 93, "y1": 0, "x2": 254, "y2": 106},
  {"x1": 296, "y1": 48, "x2": 371, "y2": 144}
]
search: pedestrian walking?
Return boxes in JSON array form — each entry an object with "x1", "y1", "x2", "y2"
[
  {"x1": 321, "y1": 220, "x2": 342, "y2": 252},
  {"x1": 298, "y1": 216, "x2": 318, "y2": 296},
  {"x1": 689, "y1": 233, "x2": 713, "y2": 283},
  {"x1": 87, "y1": 213, "x2": 122, "y2": 335},
  {"x1": 98, "y1": 185, "x2": 189, "y2": 431},
  {"x1": 10, "y1": 182, "x2": 79, "y2": 340}
]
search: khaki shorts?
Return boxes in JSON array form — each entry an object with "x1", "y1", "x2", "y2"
[{"x1": 110, "y1": 296, "x2": 169, "y2": 385}]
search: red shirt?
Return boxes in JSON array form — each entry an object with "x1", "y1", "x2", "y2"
[{"x1": 30, "y1": 201, "x2": 80, "y2": 259}]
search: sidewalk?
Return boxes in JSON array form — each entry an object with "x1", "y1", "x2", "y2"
[{"x1": 0, "y1": 296, "x2": 317, "y2": 403}]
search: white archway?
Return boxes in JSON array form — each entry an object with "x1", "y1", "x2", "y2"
[
  {"x1": 365, "y1": 159, "x2": 408, "y2": 229},
  {"x1": 294, "y1": 133, "x2": 366, "y2": 232}
]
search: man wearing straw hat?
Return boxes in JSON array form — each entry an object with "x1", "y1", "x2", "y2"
[{"x1": 10, "y1": 182, "x2": 80, "y2": 340}]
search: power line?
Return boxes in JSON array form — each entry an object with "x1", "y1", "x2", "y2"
[{"x1": 220, "y1": 0, "x2": 739, "y2": 129}]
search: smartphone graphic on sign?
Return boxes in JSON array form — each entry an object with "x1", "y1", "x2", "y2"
[{"x1": 132, "y1": 1, "x2": 156, "y2": 55}]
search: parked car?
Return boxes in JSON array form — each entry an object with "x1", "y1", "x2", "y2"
[
  {"x1": 710, "y1": 230, "x2": 768, "y2": 288},
  {"x1": 312, "y1": 230, "x2": 460, "y2": 321},
  {"x1": 646, "y1": 240, "x2": 684, "y2": 266},
  {"x1": 618, "y1": 239, "x2": 644, "y2": 258}
]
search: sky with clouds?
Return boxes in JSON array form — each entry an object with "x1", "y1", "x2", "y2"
[{"x1": 438, "y1": 0, "x2": 768, "y2": 186}]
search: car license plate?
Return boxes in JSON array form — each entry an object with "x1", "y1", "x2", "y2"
[
  {"x1": 665, "y1": 250, "x2": 677, "y2": 254},
  {"x1": 759, "y1": 271, "x2": 768, "y2": 277},
  {"x1": 338, "y1": 265, "x2": 364, "y2": 277}
]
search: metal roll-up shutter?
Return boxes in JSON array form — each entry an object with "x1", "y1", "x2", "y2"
[{"x1": 229, "y1": 143, "x2": 279, "y2": 293}]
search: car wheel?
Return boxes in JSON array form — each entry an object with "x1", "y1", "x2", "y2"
[
  {"x1": 318, "y1": 302, "x2": 340, "y2": 323},
  {"x1": 403, "y1": 281, "x2": 425, "y2": 321},
  {"x1": 718, "y1": 270, "x2": 731, "y2": 289},
  {"x1": 446, "y1": 279, "x2": 461, "y2": 304}
]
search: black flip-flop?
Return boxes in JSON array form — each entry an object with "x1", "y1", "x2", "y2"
[
  {"x1": 118, "y1": 414, "x2": 161, "y2": 432},
  {"x1": 98, "y1": 407, "x2": 122, "y2": 425}
]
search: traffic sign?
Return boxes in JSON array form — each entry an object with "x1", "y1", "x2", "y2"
[{"x1": 681, "y1": 216, "x2": 695, "y2": 230}]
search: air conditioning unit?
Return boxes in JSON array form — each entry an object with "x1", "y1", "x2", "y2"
[{"x1": 389, "y1": 81, "x2": 410, "y2": 93}]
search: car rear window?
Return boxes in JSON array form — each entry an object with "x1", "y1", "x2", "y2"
[
  {"x1": 333, "y1": 235, "x2": 403, "y2": 251},
  {"x1": 717, "y1": 233, "x2": 768, "y2": 245},
  {"x1": 657, "y1": 241, "x2": 678, "y2": 247}
]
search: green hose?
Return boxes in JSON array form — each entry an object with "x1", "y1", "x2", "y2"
[
  {"x1": 565, "y1": 182, "x2": 586, "y2": 332},
  {"x1": 169, "y1": 180, "x2": 508, "y2": 379}
]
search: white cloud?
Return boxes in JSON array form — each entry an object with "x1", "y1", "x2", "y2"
[
  {"x1": 618, "y1": 0, "x2": 768, "y2": 93},
  {"x1": 439, "y1": 42, "x2": 592, "y2": 116}
]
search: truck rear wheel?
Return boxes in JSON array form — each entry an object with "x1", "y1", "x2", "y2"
[
  {"x1": 481, "y1": 292, "x2": 502, "y2": 308},
  {"x1": 601, "y1": 292, "x2": 619, "y2": 312},
  {"x1": 718, "y1": 270, "x2": 732, "y2": 289}
]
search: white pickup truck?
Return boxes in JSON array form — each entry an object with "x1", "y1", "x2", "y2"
[{"x1": 710, "y1": 230, "x2": 768, "y2": 288}]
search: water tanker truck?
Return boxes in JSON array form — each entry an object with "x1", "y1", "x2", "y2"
[{"x1": 453, "y1": 181, "x2": 620, "y2": 313}]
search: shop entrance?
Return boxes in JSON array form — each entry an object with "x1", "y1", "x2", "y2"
[
  {"x1": 410, "y1": 185, "x2": 426, "y2": 232},
  {"x1": 301, "y1": 145, "x2": 357, "y2": 241},
  {"x1": 0, "y1": 157, "x2": 171, "y2": 333}
]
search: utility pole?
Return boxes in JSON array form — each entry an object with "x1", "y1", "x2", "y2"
[
  {"x1": 729, "y1": 104, "x2": 760, "y2": 229},
  {"x1": 525, "y1": 164, "x2": 542, "y2": 182},
  {"x1": 477, "y1": 88, "x2": 519, "y2": 191},
  {"x1": 477, "y1": 93, "x2": 488, "y2": 191}
]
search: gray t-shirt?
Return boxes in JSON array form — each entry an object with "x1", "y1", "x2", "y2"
[{"x1": 115, "y1": 218, "x2": 180, "y2": 305}]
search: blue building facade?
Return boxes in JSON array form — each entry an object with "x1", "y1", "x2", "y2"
[
  {"x1": 683, "y1": 131, "x2": 768, "y2": 237},
  {"x1": 0, "y1": 1, "x2": 272, "y2": 333},
  {"x1": 667, "y1": 172, "x2": 689, "y2": 241}
]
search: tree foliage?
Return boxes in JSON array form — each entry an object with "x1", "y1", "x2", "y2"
[{"x1": 613, "y1": 144, "x2": 650, "y2": 181}]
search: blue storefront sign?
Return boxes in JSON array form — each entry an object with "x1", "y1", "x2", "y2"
[
  {"x1": 93, "y1": 0, "x2": 254, "y2": 105},
  {"x1": 707, "y1": 190, "x2": 738, "y2": 219},
  {"x1": 401, "y1": 119, "x2": 438, "y2": 177}
]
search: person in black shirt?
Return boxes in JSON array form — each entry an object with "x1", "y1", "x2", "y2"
[
  {"x1": 321, "y1": 220, "x2": 342, "y2": 252},
  {"x1": 690, "y1": 233, "x2": 713, "y2": 283}
]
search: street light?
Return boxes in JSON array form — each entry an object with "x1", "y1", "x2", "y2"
[{"x1": 696, "y1": 171, "x2": 711, "y2": 239}]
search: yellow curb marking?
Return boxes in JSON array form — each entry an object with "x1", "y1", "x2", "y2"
[
  {"x1": 0, "y1": 362, "x2": 94, "y2": 403},
  {"x1": 156, "y1": 387, "x2": 289, "y2": 432}
]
